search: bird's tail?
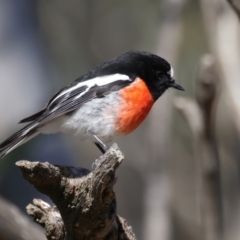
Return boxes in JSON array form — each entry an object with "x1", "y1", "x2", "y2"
[{"x1": 0, "y1": 122, "x2": 39, "y2": 158}]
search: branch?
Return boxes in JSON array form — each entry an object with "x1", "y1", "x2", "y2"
[
  {"x1": 16, "y1": 144, "x2": 136, "y2": 240},
  {"x1": 26, "y1": 199, "x2": 65, "y2": 240},
  {"x1": 174, "y1": 54, "x2": 222, "y2": 240}
]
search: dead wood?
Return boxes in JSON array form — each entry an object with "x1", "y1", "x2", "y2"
[{"x1": 16, "y1": 144, "x2": 136, "y2": 240}]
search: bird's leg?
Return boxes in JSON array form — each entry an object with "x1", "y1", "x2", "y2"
[
  {"x1": 89, "y1": 131, "x2": 108, "y2": 154},
  {"x1": 94, "y1": 142, "x2": 106, "y2": 154},
  {"x1": 93, "y1": 135, "x2": 108, "y2": 153},
  {"x1": 90, "y1": 132, "x2": 109, "y2": 170}
]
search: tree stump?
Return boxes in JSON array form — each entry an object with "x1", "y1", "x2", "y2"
[{"x1": 16, "y1": 144, "x2": 136, "y2": 240}]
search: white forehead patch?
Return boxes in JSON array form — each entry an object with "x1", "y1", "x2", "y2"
[{"x1": 168, "y1": 66, "x2": 174, "y2": 78}]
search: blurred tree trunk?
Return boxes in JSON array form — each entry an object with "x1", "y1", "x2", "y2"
[
  {"x1": 175, "y1": 55, "x2": 222, "y2": 240},
  {"x1": 200, "y1": 0, "x2": 240, "y2": 136},
  {"x1": 143, "y1": 1, "x2": 187, "y2": 239},
  {"x1": 200, "y1": 1, "x2": 240, "y2": 239},
  {"x1": 227, "y1": 0, "x2": 240, "y2": 19},
  {"x1": 0, "y1": 196, "x2": 44, "y2": 240}
]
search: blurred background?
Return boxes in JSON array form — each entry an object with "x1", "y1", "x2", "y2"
[{"x1": 0, "y1": 0, "x2": 240, "y2": 239}]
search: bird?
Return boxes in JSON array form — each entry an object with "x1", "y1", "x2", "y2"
[{"x1": 0, "y1": 50, "x2": 184, "y2": 158}]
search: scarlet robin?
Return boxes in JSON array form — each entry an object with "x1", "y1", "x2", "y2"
[{"x1": 0, "y1": 50, "x2": 184, "y2": 157}]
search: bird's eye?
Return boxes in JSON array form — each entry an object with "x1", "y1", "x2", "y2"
[{"x1": 156, "y1": 71, "x2": 164, "y2": 79}]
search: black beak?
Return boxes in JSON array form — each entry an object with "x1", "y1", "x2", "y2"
[{"x1": 170, "y1": 80, "x2": 184, "y2": 91}]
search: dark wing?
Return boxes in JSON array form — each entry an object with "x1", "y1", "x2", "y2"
[
  {"x1": 19, "y1": 109, "x2": 45, "y2": 123},
  {"x1": 19, "y1": 84, "x2": 88, "y2": 123},
  {"x1": 19, "y1": 76, "x2": 132, "y2": 126},
  {"x1": 39, "y1": 85, "x2": 98, "y2": 124}
]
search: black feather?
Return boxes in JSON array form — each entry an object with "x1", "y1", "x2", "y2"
[{"x1": 19, "y1": 109, "x2": 45, "y2": 123}]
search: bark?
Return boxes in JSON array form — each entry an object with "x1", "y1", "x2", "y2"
[
  {"x1": 16, "y1": 144, "x2": 136, "y2": 240},
  {"x1": 174, "y1": 55, "x2": 222, "y2": 240}
]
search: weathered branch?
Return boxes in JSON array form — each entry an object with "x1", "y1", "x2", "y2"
[
  {"x1": 26, "y1": 199, "x2": 65, "y2": 240},
  {"x1": 16, "y1": 144, "x2": 136, "y2": 240},
  {"x1": 174, "y1": 55, "x2": 222, "y2": 240}
]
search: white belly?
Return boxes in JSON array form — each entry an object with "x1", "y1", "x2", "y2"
[{"x1": 39, "y1": 92, "x2": 122, "y2": 141}]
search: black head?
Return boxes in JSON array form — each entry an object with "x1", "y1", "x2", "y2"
[
  {"x1": 105, "y1": 51, "x2": 184, "y2": 100},
  {"x1": 82, "y1": 50, "x2": 184, "y2": 100}
]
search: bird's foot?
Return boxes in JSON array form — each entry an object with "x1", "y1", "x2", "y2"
[{"x1": 89, "y1": 131, "x2": 109, "y2": 154}]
